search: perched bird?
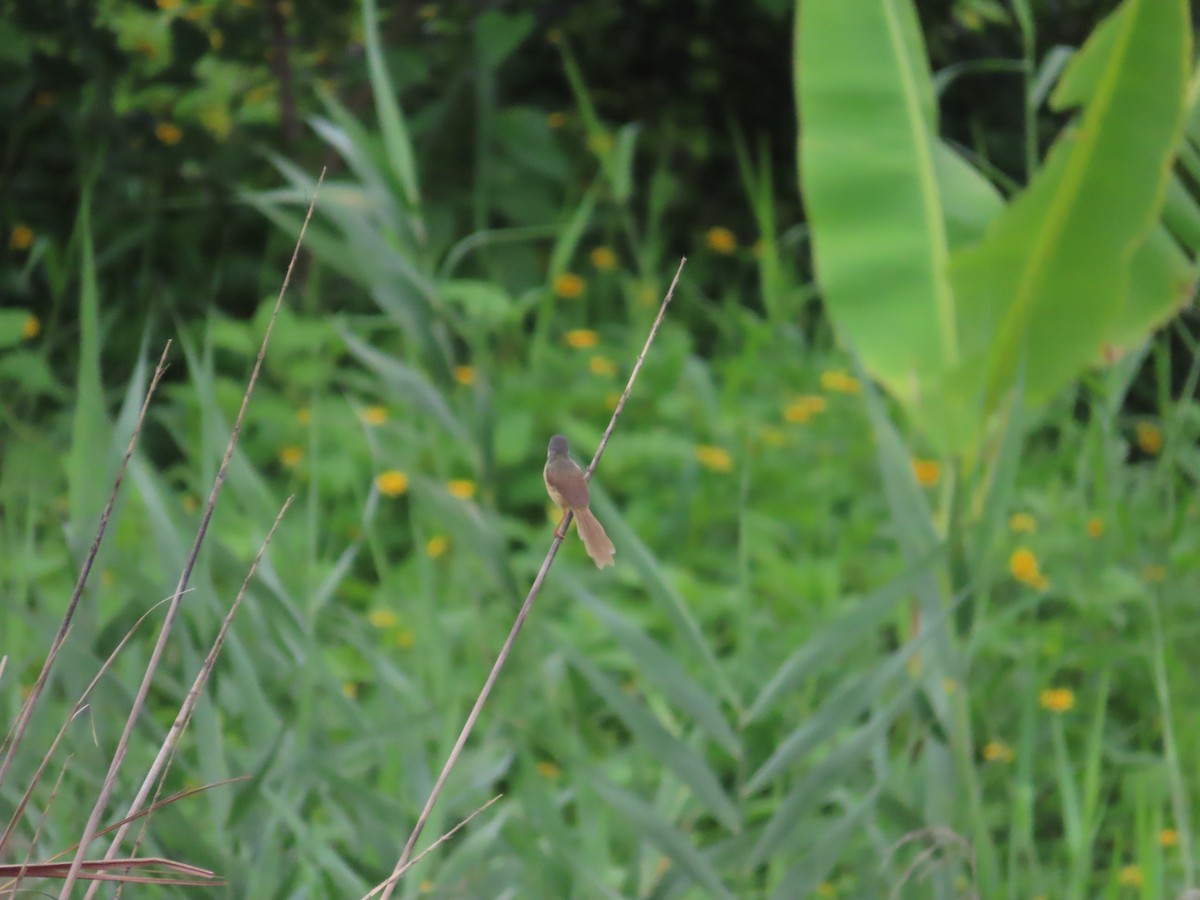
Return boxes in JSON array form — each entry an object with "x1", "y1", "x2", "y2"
[{"x1": 543, "y1": 434, "x2": 615, "y2": 568}]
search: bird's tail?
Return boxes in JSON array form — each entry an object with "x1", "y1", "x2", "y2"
[{"x1": 574, "y1": 508, "x2": 615, "y2": 568}]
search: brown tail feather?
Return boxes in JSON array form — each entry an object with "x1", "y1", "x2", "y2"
[{"x1": 574, "y1": 507, "x2": 615, "y2": 568}]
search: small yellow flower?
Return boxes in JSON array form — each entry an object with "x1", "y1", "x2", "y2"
[
  {"x1": 376, "y1": 470, "x2": 409, "y2": 497},
  {"x1": 695, "y1": 445, "x2": 734, "y2": 473},
  {"x1": 784, "y1": 395, "x2": 826, "y2": 423},
  {"x1": 278, "y1": 446, "x2": 303, "y2": 468},
  {"x1": 587, "y1": 131, "x2": 614, "y2": 155},
  {"x1": 546, "y1": 111, "x2": 566, "y2": 129},
  {"x1": 426, "y1": 535, "x2": 449, "y2": 558},
  {"x1": 982, "y1": 740, "x2": 1015, "y2": 763},
  {"x1": 1161, "y1": 828, "x2": 1179, "y2": 848},
  {"x1": 447, "y1": 479, "x2": 476, "y2": 499},
  {"x1": 342, "y1": 681, "x2": 358, "y2": 699},
  {"x1": 1009, "y1": 512, "x2": 1037, "y2": 534},
  {"x1": 759, "y1": 426, "x2": 786, "y2": 447},
  {"x1": 454, "y1": 365, "x2": 476, "y2": 385},
  {"x1": 1136, "y1": 421, "x2": 1163, "y2": 455},
  {"x1": 553, "y1": 271, "x2": 585, "y2": 299},
  {"x1": 368, "y1": 609, "x2": 398, "y2": 629},
  {"x1": 100, "y1": 569, "x2": 116, "y2": 588},
  {"x1": 565, "y1": 329, "x2": 599, "y2": 349},
  {"x1": 1039, "y1": 687, "x2": 1075, "y2": 713},
  {"x1": 941, "y1": 677, "x2": 957, "y2": 695},
  {"x1": 396, "y1": 627, "x2": 415, "y2": 649},
  {"x1": 1086, "y1": 517, "x2": 1103, "y2": 538},
  {"x1": 1009, "y1": 547, "x2": 1047, "y2": 589},
  {"x1": 545, "y1": 27, "x2": 563, "y2": 44},
  {"x1": 209, "y1": 29, "x2": 224, "y2": 50},
  {"x1": 419, "y1": 880, "x2": 434, "y2": 893},
  {"x1": 605, "y1": 391, "x2": 621, "y2": 411},
  {"x1": 589, "y1": 355, "x2": 617, "y2": 377},
  {"x1": 360, "y1": 405, "x2": 388, "y2": 425},
  {"x1": 296, "y1": 406, "x2": 311, "y2": 424},
  {"x1": 9, "y1": 224, "x2": 33, "y2": 250},
  {"x1": 22, "y1": 315, "x2": 40, "y2": 340},
  {"x1": 182, "y1": 494, "x2": 199, "y2": 514},
  {"x1": 183, "y1": 5, "x2": 206, "y2": 20},
  {"x1": 417, "y1": 3, "x2": 438, "y2": 19},
  {"x1": 34, "y1": 91, "x2": 56, "y2": 108},
  {"x1": 912, "y1": 458, "x2": 940, "y2": 487},
  {"x1": 590, "y1": 246, "x2": 618, "y2": 271},
  {"x1": 820, "y1": 370, "x2": 861, "y2": 394},
  {"x1": 815, "y1": 883, "x2": 836, "y2": 899},
  {"x1": 1142, "y1": 564, "x2": 1166, "y2": 584},
  {"x1": 705, "y1": 227, "x2": 737, "y2": 254},
  {"x1": 277, "y1": 0, "x2": 293, "y2": 15},
  {"x1": 535, "y1": 760, "x2": 561, "y2": 779},
  {"x1": 1118, "y1": 864, "x2": 1142, "y2": 888},
  {"x1": 154, "y1": 122, "x2": 183, "y2": 145},
  {"x1": 637, "y1": 282, "x2": 658, "y2": 306},
  {"x1": 155, "y1": 0, "x2": 181, "y2": 10}
]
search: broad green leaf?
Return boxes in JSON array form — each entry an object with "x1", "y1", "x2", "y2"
[
  {"x1": 950, "y1": 0, "x2": 1189, "y2": 425},
  {"x1": 1105, "y1": 223, "x2": 1194, "y2": 357},
  {"x1": 441, "y1": 279, "x2": 513, "y2": 327},
  {"x1": 797, "y1": 0, "x2": 957, "y2": 438},
  {"x1": 934, "y1": 141, "x2": 1003, "y2": 249},
  {"x1": 474, "y1": 10, "x2": 534, "y2": 69},
  {"x1": 0, "y1": 310, "x2": 29, "y2": 349}
]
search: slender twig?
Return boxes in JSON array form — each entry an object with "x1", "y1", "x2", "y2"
[
  {"x1": 377, "y1": 258, "x2": 687, "y2": 898},
  {"x1": 0, "y1": 343, "x2": 172, "y2": 794},
  {"x1": 362, "y1": 795, "x2": 502, "y2": 899},
  {"x1": 95, "y1": 498, "x2": 294, "y2": 900},
  {"x1": 56, "y1": 170, "x2": 326, "y2": 898}
]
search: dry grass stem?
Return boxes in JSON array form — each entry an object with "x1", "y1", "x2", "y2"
[
  {"x1": 55, "y1": 169, "x2": 326, "y2": 898},
  {"x1": 378, "y1": 258, "x2": 687, "y2": 898}
]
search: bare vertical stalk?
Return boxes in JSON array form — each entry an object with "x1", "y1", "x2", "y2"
[{"x1": 373, "y1": 258, "x2": 687, "y2": 900}]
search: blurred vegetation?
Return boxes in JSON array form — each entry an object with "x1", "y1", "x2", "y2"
[{"x1": 1, "y1": 0, "x2": 1199, "y2": 898}]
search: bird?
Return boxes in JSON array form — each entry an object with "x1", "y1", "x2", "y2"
[{"x1": 543, "y1": 434, "x2": 615, "y2": 568}]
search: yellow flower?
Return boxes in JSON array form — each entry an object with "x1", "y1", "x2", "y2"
[
  {"x1": 1009, "y1": 512, "x2": 1037, "y2": 534},
  {"x1": 1086, "y1": 517, "x2": 1103, "y2": 538},
  {"x1": 695, "y1": 445, "x2": 734, "y2": 473},
  {"x1": 155, "y1": 0, "x2": 181, "y2": 9},
  {"x1": 536, "y1": 760, "x2": 561, "y2": 779},
  {"x1": 360, "y1": 405, "x2": 388, "y2": 425},
  {"x1": 209, "y1": 29, "x2": 224, "y2": 50},
  {"x1": 447, "y1": 479, "x2": 476, "y2": 499},
  {"x1": 454, "y1": 365, "x2": 476, "y2": 385},
  {"x1": 426, "y1": 535, "x2": 449, "y2": 558},
  {"x1": 545, "y1": 27, "x2": 563, "y2": 44},
  {"x1": 546, "y1": 111, "x2": 566, "y2": 129},
  {"x1": 553, "y1": 271, "x2": 585, "y2": 299},
  {"x1": 342, "y1": 681, "x2": 358, "y2": 699},
  {"x1": 1039, "y1": 687, "x2": 1075, "y2": 713},
  {"x1": 183, "y1": 5, "x2": 205, "y2": 20},
  {"x1": 277, "y1": 0, "x2": 293, "y2": 15},
  {"x1": 182, "y1": 494, "x2": 199, "y2": 514},
  {"x1": 941, "y1": 677, "x2": 957, "y2": 695},
  {"x1": 1142, "y1": 564, "x2": 1166, "y2": 584},
  {"x1": 278, "y1": 446, "x2": 303, "y2": 468},
  {"x1": 820, "y1": 370, "x2": 862, "y2": 394},
  {"x1": 1118, "y1": 864, "x2": 1142, "y2": 888},
  {"x1": 587, "y1": 131, "x2": 614, "y2": 155},
  {"x1": 296, "y1": 406, "x2": 311, "y2": 424},
  {"x1": 419, "y1": 879, "x2": 434, "y2": 893},
  {"x1": 605, "y1": 391, "x2": 621, "y2": 411},
  {"x1": 368, "y1": 609, "x2": 398, "y2": 629},
  {"x1": 912, "y1": 458, "x2": 940, "y2": 487},
  {"x1": 396, "y1": 627, "x2": 414, "y2": 649},
  {"x1": 815, "y1": 882, "x2": 836, "y2": 898},
  {"x1": 22, "y1": 315, "x2": 40, "y2": 340},
  {"x1": 100, "y1": 569, "x2": 116, "y2": 588},
  {"x1": 784, "y1": 395, "x2": 826, "y2": 423},
  {"x1": 34, "y1": 91, "x2": 56, "y2": 108},
  {"x1": 982, "y1": 740, "x2": 1015, "y2": 763},
  {"x1": 154, "y1": 122, "x2": 183, "y2": 145},
  {"x1": 376, "y1": 470, "x2": 409, "y2": 496},
  {"x1": 589, "y1": 355, "x2": 617, "y2": 377},
  {"x1": 1009, "y1": 547, "x2": 1047, "y2": 589},
  {"x1": 417, "y1": 3, "x2": 438, "y2": 19},
  {"x1": 759, "y1": 426, "x2": 786, "y2": 447},
  {"x1": 637, "y1": 282, "x2": 658, "y2": 306},
  {"x1": 565, "y1": 329, "x2": 599, "y2": 349},
  {"x1": 1136, "y1": 421, "x2": 1163, "y2": 455},
  {"x1": 705, "y1": 227, "x2": 737, "y2": 254},
  {"x1": 590, "y1": 246, "x2": 618, "y2": 271},
  {"x1": 9, "y1": 223, "x2": 33, "y2": 250},
  {"x1": 1161, "y1": 828, "x2": 1179, "y2": 848}
]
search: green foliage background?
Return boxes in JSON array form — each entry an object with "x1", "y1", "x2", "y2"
[{"x1": 2, "y1": 1, "x2": 1198, "y2": 898}]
